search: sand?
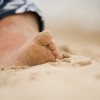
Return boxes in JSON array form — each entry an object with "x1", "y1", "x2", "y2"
[
  {"x1": 0, "y1": 50, "x2": 100, "y2": 100},
  {"x1": 0, "y1": 22, "x2": 100, "y2": 100},
  {"x1": 0, "y1": 0, "x2": 100, "y2": 99}
]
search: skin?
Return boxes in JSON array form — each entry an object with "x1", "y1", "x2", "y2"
[{"x1": 0, "y1": 12, "x2": 62, "y2": 66}]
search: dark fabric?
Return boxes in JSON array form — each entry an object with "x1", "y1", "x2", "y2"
[{"x1": 0, "y1": 0, "x2": 44, "y2": 32}]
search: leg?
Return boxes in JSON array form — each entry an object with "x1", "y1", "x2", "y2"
[{"x1": 0, "y1": 13, "x2": 62, "y2": 66}]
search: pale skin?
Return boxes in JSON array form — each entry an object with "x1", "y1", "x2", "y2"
[{"x1": 0, "y1": 12, "x2": 62, "y2": 66}]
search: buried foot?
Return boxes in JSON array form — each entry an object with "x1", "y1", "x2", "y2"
[{"x1": 1, "y1": 30, "x2": 62, "y2": 66}]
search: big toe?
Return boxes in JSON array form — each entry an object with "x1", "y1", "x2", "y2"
[
  {"x1": 34, "y1": 30, "x2": 52, "y2": 46},
  {"x1": 34, "y1": 30, "x2": 62, "y2": 59}
]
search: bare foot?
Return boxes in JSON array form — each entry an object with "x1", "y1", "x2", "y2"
[{"x1": 1, "y1": 30, "x2": 62, "y2": 66}]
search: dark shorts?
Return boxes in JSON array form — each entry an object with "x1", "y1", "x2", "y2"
[{"x1": 0, "y1": 0, "x2": 44, "y2": 32}]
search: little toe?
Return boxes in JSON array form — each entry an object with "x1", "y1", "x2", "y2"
[
  {"x1": 52, "y1": 48, "x2": 62, "y2": 59},
  {"x1": 34, "y1": 30, "x2": 52, "y2": 46},
  {"x1": 47, "y1": 41, "x2": 62, "y2": 59}
]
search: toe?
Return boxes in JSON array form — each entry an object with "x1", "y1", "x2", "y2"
[
  {"x1": 34, "y1": 30, "x2": 52, "y2": 46},
  {"x1": 52, "y1": 48, "x2": 62, "y2": 59},
  {"x1": 34, "y1": 30, "x2": 62, "y2": 60},
  {"x1": 48, "y1": 41, "x2": 62, "y2": 59}
]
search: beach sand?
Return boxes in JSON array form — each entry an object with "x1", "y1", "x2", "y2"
[
  {"x1": 0, "y1": 0, "x2": 100, "y2": 100},
  {"x1": 0, "y1": 39, "x2": 100, "y2": 100}
]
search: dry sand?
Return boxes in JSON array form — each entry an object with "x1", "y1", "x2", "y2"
[
  {"x1": 0, "y1": 0, "x2": 100, "y2": 99},
  {"x1": 0, "y1": 47, "x2": 100, "y2": 100},
  {"x1": 0, "y1": 19, "x2": 100, "y2": 100}
]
